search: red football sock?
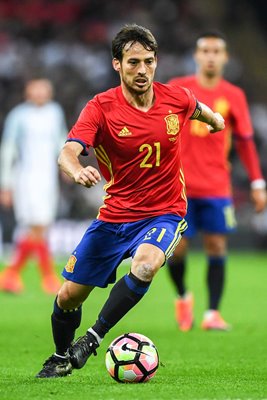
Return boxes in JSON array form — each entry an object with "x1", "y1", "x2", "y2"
[
  {"x1": 7, "y1": 237, "x2": 34, "y2": 273},
  {"x1": 34, "y1": 240, "x2": 57, "y2": 277}
]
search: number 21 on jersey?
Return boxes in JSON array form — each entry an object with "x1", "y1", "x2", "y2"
[{"x1": 139, "y1": 142, "x2": 161, "y2": 168}]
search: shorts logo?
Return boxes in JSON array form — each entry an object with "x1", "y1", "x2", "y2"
[
  {"x1": 164, "y1": 114, "x2": 179, "y2": 136},
  {"x1": 65, "y1": 255, "x2": 77, "y2": 273}
]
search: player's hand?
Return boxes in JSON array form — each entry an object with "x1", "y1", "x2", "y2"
[
  {"x1": 207, "y1": 112, "x2": 225, "y2": 133},
  {"x1": 250, "y1": 188, "x2": 267, "y2": 213},
  {"x1": 74, "y1": 166, "x2": 101, "y2": 188},
  {"x1": 0, "y1": 190, "x2": 13, "y2": 208}
]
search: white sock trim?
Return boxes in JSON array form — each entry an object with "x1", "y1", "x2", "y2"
[
  {"x1": 179, "y1": 292, "x2": 192, "y2": 300},
  {"x1": 204, "y1": 310, "x2": 217, "y2": 319},
  {"x1": 88, "y1": 328, "x2": 103, "y2": 344},
  {"x1": 54, "y1": 353, "x2": 68, "y2": 359}
]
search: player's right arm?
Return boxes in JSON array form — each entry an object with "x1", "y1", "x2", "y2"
[
  {"x1": 194, "y1": 102, "x2": 225, "y2": 133},
  {"x1": 0, "y1": 109, "x2": 20, "y2": 208},
  {"x1": 231, "y1": 86, "x2": 266, "y2": 212},
  {"x1": 58, "y1": 141, "x2": 101, "y2": 188}
]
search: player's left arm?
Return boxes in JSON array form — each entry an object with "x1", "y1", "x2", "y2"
[
  {"x1": 235, "y1": 138, "x2": 266, "y2": 212},
  {"x1": 191, "y1": 101, "x2": 225, "y2": 133},
  {"x1": 232, "y1": 88, "x2": 266, "y2": 213}
]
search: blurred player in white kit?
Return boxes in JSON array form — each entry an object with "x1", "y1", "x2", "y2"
[{"x1": 0, "y1": 78, "x2": 67, "y2": 294}]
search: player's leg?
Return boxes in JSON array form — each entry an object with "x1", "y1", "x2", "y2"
[
  {"x1": 167, "y1": 237, "x2": 189, "y2": 297},
  {"x1": 167, "y1": 237, "x2": 194, "y2": 331},
  {"x1": 200, "y1": 198, "x2": 236, "y2": 331},
  {"x1": 88, "y1": 242, "x2": 164, "y2": 339},
  {"x1": 36, "y1": 219, "x2": 128, "y2": 377},
  {"x1": 0, "y1": 184, "x2": 31, "y2": 292},
  {"x1": 0, "y1": 233, "x2": 33, "y2": 293},
  {"x1": 53, "y1": 281, "x2": 94, "y2": 356},
  {"x1": 204, "y1": 233, "x2": 227, "y2": 310},
  {"x1": 166, "y1": 198, "x2": 197, "y2": 331},
  {"x1": 201, "y1": 233, "x2": 230, "y2": 330},
  {"x1": 90, "y1": 242, "x2": 162, "y2": 337},
  {"x1": 1, "y1": 183, "x2": 59, "y2": 294},
  {"x1": 36, "y1": 280, "x2": 93, "y2": 378},
  {"x1": 0, "y1": 218, "x2": 42, "y2": 294},
  {"x1": 30, "y1": 224, "x2": 61, "y2": 294},
  {"x1": 69, "y1": 214, "x2": 186, "y2": 370},
  {"x1": 0, "y1": 188, "x2": 34, "y2": 293},
  {"x1": 69, "y1": 243, "x2": 164, "y2": 370},
  {"x1": 88, "y1": 215, "x2": 186, "y2": 341}
]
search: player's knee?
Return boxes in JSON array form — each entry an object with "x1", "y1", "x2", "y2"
[
  {"x1": 204, "y1": 235, "x2": 226, "y2": 256},
  {"x1": 57, "y1": 283, "x2": 83, "y2": 310},
  {"x1": 207, "y1": 241, "x2": 226, "y2": 255},
  {"x1": 131, "y1": 262, "x2": 155, "y2": 281},
  {"x1": 131, "y1": 244, "x2": 165, "y2": 281}
]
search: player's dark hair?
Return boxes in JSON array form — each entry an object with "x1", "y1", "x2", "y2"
[
  {"x1": 195, "y1": 30, "x2": 228, "y2": 49},
  {"x1": 196, "y1": 30, "x2": 227, "y2": 42},
  {"x1": 112, "y1": 24, "x2": 158, "y2": 61}
]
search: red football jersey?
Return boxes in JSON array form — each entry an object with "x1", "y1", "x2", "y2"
[
  {"x1": 67, "y1": 82, "x2": 197, "y2": 222},
  {"x1": 168, "y1": 75, "x2": 261, "y2": 197}
]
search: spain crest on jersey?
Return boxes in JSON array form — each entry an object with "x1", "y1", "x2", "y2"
[
  {"x1": 164, "y1": 114, "x2": 179, "y2": 135},
  {"x1": 65, "y1": 255, "x2": 77, "y2": 273}
]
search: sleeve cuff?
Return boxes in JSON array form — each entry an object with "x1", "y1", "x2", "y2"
[
  {"x1": 65, "y1": 138, "x2": 89, "y2": 156},
  {"x1": 251, "y1": 179, "x2": 266, "y2": 190},
  {"x1": 190, "y1": 100, "x2": 202, "y2": 119}
]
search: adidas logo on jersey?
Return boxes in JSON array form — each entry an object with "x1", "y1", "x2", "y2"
[{"x1": 118, "y1": 126, "x2": 132, "y2": 136}]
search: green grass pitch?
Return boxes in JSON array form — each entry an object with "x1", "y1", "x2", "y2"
[{"x1": 0, "y1": 251, "x2": 267, "y2": 400}]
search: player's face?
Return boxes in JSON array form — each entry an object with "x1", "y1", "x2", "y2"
[
  {"x1": 113, "y1": 41, "x2": 157, "y2": 95},
  {"x1": 25, "y1": 80, "x2": 53, "y2": 106},
  {"x1": 194, "y1": 37, "x2": 228, "y2": 77}
]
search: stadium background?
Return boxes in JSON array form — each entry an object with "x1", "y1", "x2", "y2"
[{"x1": 0, "y1": 0, "x2": 267, "y2": 256}]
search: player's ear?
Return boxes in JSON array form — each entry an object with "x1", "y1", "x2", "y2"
[{"x1": 112, "y1": 58, "x2": 121, "y2": 72}]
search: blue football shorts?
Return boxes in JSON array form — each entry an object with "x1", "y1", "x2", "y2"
[
  {"x1": 62, "y1": 214, "x2": 187, "y2": 288},
  {"x1": 184, "y1": 197, "x2": 237, "y2": 238}
]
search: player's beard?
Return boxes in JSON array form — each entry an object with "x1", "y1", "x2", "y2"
[
  {"x1": 122, "y1": 75, "x2": 153, "y2": 96},
  {"x1": 203, "y1": 63, "x2": 223, "y2": 79},
  {"x1": 204, "y1": 70, "x2": 217, "y2": 78}
]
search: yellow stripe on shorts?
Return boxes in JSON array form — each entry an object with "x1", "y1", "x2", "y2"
[{"x1": 165, "y1": 219, "x2": 188, "y2": 259}]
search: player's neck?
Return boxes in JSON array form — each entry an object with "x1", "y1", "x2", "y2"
[
  {"x1": 196, "y1": 73, "x2": 222, "y2": 89},
  {"x1": 121, "y1": 85, "x2": 155, "y2": 112}
]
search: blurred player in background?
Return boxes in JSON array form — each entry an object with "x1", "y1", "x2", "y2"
[
  {"x1": 36, "y1": 24, "x2": 225, "y2": 378},
  {"x1": 167, "y1": 31, "x2": 267, "y2": 331},
  {"x1": 0, "y1": 78, "x2": 67, "y2": 294}
]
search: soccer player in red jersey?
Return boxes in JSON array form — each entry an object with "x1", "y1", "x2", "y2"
[
  {"x1": 36, "y1": 25, "x2": 224, "y2": 378},
  {"x1": 167, "y1": 32, "x2": 266, "y2": 332}
]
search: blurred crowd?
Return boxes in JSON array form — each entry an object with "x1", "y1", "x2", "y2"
[{"x1": 0, "y1": 0, "x2": 267, "y2": 249}]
